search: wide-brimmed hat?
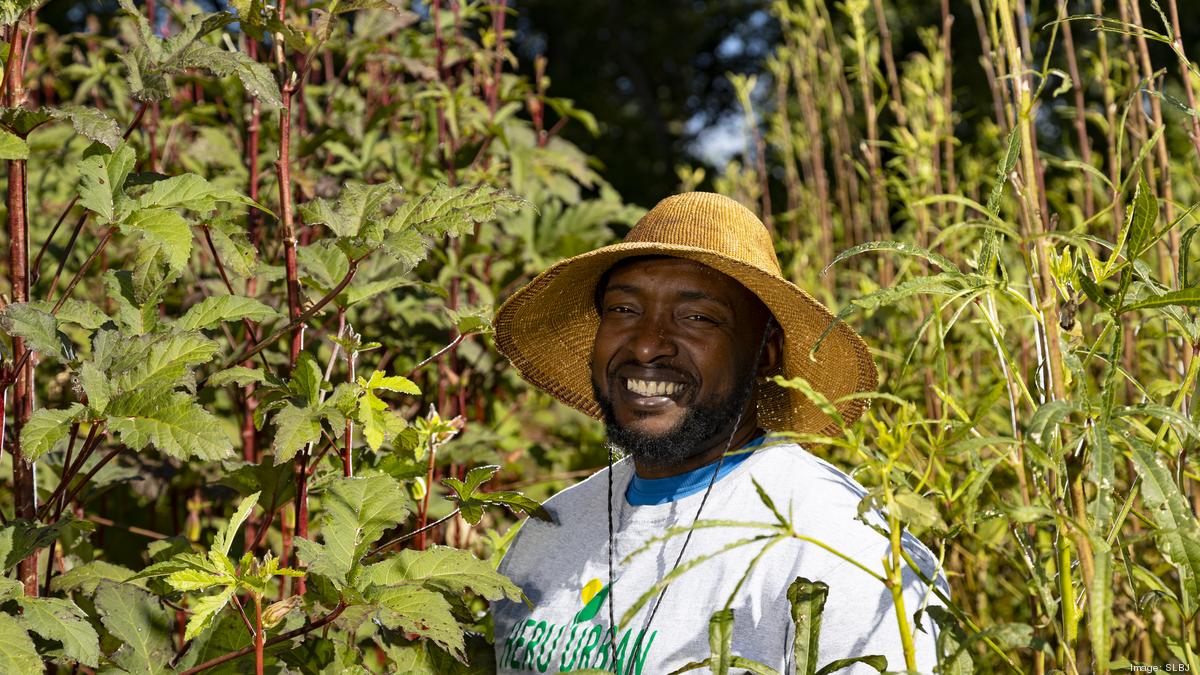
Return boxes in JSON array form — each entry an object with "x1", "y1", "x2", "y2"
[{"x1": 493, "y1": 191, "x2": 877, "y2": 436}]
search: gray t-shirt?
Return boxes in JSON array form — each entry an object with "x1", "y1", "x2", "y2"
[{"x1": 492, "y1": 440, "x2": 946, "y2": 674}]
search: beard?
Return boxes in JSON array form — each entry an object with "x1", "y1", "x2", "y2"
[{"x1": 592, "y1": 366, "x2": 758, "y2": 469}]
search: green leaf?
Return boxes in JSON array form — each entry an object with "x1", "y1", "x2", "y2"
[
  {"x1": 79, "y1": 361, "x2": 112, "y2": 413},
  {"x1": 1130, "y1": 440, "x2": 1200, "y2": 605},
  {"x1": 707, "y1": 608, "x2": 734, "y2": 675},
  {"x1": 178, "y1": 295, "x2": 279, "y2": 331},
  {"x1": 19, "y1": 404, "x2": 85, "y2": 461},
  {"x1": 218, "y1": 457, "x2": 296, "y2": 508},
  {"x1": 383, "y1": 182, "x2": 525, "y2": 239},
  {"x1": 42, "y1": 298, "x2": 111, "y2": 331},
  {"x1": 208, "y1": 366, "x2": 267, "y2": 388},
  {"x1": 136, "y1": 173, "x2": 257, "y2": 212},
  {"x1": 181, "y1": 41, "x2": 282, "y2": 109},
  {"x1": 0, "y1": 128, "x2": 28, "y2": 159},
  {"x1": 361, "y1": 370, "x2": 421, "y2": 395},
  {"x1": 891, "y1": 490, "x2": 947, "y2": 534},
  {"x1": 17, "y1": 596, "x2": 100, "y2": 667},
  {"x1": 0, "y1": 302, "x2": 73, "y2": 360},
  {"x1": 184, "y1": 586, "x2": 236, "y2": 641},
  {"x1": 0, "y1": 519, "x2": 72, "y2": 571},
  {"x1": 363, "y1": 545, "x2": 521, "y2": 601},
  {"x1": 379, "y1": 228, "x2": 432, "y2": 272},
  {"x1": 1126, "y1": 173, "x2": 1159, "y2": 261},
  {"x1": 442, "y1": 465, "x2": 550, "y2": 524},
  {"x1": 289, "y1": 352, "x2": 324, "y2": 406},
  {"x1": 123, "y1": 208, "x2": 193, "y2": 273},
  {"x1": 1120, "y1": 287, "x2": 1200, "y2": 313},
  {"x1": 788, "y1": 576, "x2": 828, "y2": 675},
  {"x1": 94, "y1": 581, "x2": 173, "y2": 675},
  {"x1": 108, "y1": 391, "x2": 234, "y2": 461},
  {"x1": 300, "y1": 182, "x2": 400, "y2": 239},
  {"x1": 826, "y1": 240, "x2": 960, "y2": 275},
  {"x1": 111, "y1": 331, "x2": 219, "y2": 394},
  {"x1": 77, "y1": 145, "x2": 136, "y2": 223},
  {"x1": 272, "y1": 403, "x2": 322, "y2": 463},
  {"x1": 815, "y1": 655, "x2": 887, "y2": 675},
  {"x1": 295, "y1": 473, "x2": 411, "y2": 587},
  {"x1": 51, "y1": 561, "x2": 141, "y2": 594},
  {"x1": 0, "y1": 612, "x2": 41, "y2": 675},
  {"x1": 49, "y1": 105, "x2": 122, "y2": 150},
  {"x1": 370, "y1": 585, "x2": 465, "y2": 662},
  {"x1": 213, "y1": 491, "x2": 260, "y2": 557}
]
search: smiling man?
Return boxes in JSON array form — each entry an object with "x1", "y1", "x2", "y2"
[{"x1": 492, "y1": 192, "x2": 945, "y2": 674}]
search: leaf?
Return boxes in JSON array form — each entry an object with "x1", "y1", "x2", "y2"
[
  {"x1": 108, "y1": 391, "x2": 235, "y2": 461},
  {"x1": 207, "y1": 366, "x2": 266, "y2": 388},
  {"x1": 0, "y1": 128, "x2": 28, "y2": 159},
  {"x1": 213, "y1": 491, "x2": 260, "y2": 557},
  {"x1": 218, "y1": 457, "x2": 296, "y2": 508},
  {"x1": 0, "y1": 0, "x2": 41, "y2": 26},
  {"x1": 0, "y1": 612, "x2": 41, "y2": 675},
  {"x1": 363, "y1": 545, "x2": 521, "y2": 601},
  {"x1": 181, "y1": 41, "x2": 283, "y2": 110},
  {"x1": 383, "y1": 182, "x2": 525, "y2": 239},
  {"x1": 51, "y1": 561, "x2": 141, "y2": 594},
  {"x1": 0, "y1": 519, "x2": 73, "y2": 571},
  {"x1": 891, "y1": 491, "x2": 947, "y2": 533},
  {"x1": 111, "y1": 331, "x2": 219, "y2": 394},
  {"x1": 442, "y1": 465, "x2": 550, "y2": 525},
  {"x1": 43, "y1": 298, "x2": 111, "y2": 331},
  {"x1": 825, "y1": 241, "x2": 961, "y2": 275},
  {"x1": 295, "y1": 473, "x2": 411, "y2": 587},
  {"x1": 788, "y1": 576, "x2": 827, "y2": 675},
  {"x1": 1027, "y1": 400, "x2": 1075, "y2": 449},
  {"x1": 48, "y1": 105, "x2": 122, "y2": 150},
  {"x1": 1120, "y1": 287, "x2": 1200, "y2": 313},
  {"x1": 19, "y1": 404, "x2": 85, "y2": 461},
  {"x1": 1130, "y1": 440, "x2": 1200, "y2": 605},
  {"x1": 271, "y1": 403, "x2": 322, "y2": 463},
  {"x1": 361, "y1": 370, "x2": 421, "y2": 395},
  {"x1": 289, "y1": 352, "x2": 324, "y2": 406},
  {"x1": 77, "y1": 145, "x2": 136, "y2": 223},
  {"x1": 123, "y1": 208, "x2": 193, "y2": 273},
  {"x1": 136, "y1": 173, "x2": 258, "y2": 213},
  {"x1": 815, "y1": 655, "x2": 887, "y2": 675},
  {"x1": 164, "y1": 568, "x2": 229, "y2": 592},
  {"x1": 1126, "y1": 173, "x2": 1159, "y2": 261},
  {"x1": 707, "y1": 608, "x2": 734, "y2": 675},
  {"x1": 770, "y1": 376, "x2": 844, "y2": 428},
  {"x1": 300, "y1": 182, "x2": 400, "y2": 239},
  {"x1": 370, "y1": 585, "x2": 465, "y2": 662},
  {"x1": 94, "y1": 581, "x2": 173, "y2": 675},
  {"x1": 17, "y1": 596, "x2": 100, "y2": 667},
  {"x1": 184, "y1": 586, "x2": 236, "y2": 641},
  {"x1": 178, "y1": 295, "x2": 279, "y2": 331},
  {"x1": 0, "y1": 302, "x2": 73, "y2": 360}
]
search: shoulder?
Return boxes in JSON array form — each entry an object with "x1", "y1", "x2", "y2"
[{"x1": 739, "y1": 438, "x2": 872, "y2": 515}]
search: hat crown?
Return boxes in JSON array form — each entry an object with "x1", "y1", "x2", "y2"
[{"x1": 625, "y1": 192, "x2": 782, "y2": 276}]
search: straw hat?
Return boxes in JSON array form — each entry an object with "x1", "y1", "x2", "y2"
[{"x1": 493, "y1": 191, "x2": 877, "y2": 436}]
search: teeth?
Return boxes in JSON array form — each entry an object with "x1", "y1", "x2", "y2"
[{"x1": 625, "y1": 379, "x2": 682, "y2": 397}]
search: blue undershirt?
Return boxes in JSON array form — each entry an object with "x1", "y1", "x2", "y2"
[{"x1": 625, "y1": 435, "x2": 767, "y2": 505}]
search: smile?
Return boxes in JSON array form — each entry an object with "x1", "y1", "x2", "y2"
[{"x1": 625, "y1": 379, "x2": 684, "y2": 397}]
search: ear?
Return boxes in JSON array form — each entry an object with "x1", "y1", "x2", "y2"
[{"x1": 756, "y1": 320, "x2": 784, "y2": 377}]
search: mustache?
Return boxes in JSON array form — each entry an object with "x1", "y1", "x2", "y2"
[{"x1": 608, "y1": 362, "x2": 695, "y2": 382}]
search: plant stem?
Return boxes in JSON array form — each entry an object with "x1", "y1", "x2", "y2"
[
  {"x1": 253, "y1": 595, "x2": 264, "y2": 675},
  {"x1": 179, "y1": 600, "x2": 346, "y2": 675}
]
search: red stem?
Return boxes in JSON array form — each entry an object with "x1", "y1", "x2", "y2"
[
  {"x1": 253, "y1": 596, "x2": 264, "y2": 675},
  {"x1": 179, "y1": 601, "x2": 346, "y2": 675}
]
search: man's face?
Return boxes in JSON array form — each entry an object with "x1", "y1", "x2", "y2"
[{"x1": 590, "y1": 257, "x2": 776, "y2": 468}]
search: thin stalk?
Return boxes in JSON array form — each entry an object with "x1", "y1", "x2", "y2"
[
  {"x1": 179, "y1": 600, "x2": 346, "y2": 675},
  {"x1": 253, "y1": 595, "x2": 264, "y2": 675}
]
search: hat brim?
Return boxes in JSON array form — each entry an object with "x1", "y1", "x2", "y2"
[{"x1": 493, "y1": 242, "x2": 878, "y2": 436}]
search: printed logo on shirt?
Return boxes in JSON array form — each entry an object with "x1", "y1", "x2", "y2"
[{"x1": 499, "y1": 577, "x2": 658, "y2": 674}]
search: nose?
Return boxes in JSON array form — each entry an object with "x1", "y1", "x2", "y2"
[{"x1": 628, "y1": 313, "x2": 677, "y2": 363}]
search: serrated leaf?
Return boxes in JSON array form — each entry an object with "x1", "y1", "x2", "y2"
[
  {"x1": 19, "y1": 404, "x2": 85, "y2": 461},
  {"x1": 1126, "y1": 173, "x2": 1159, "y2": 261},
  {"x1": 108, "y1": 391, "x2": 234, "y2": 460},
  {"x1": 289, "y1": 352, "x2": 324, "y2": 406},
  {"x1": 0, "y1": 519, "x2": 72, "y2": 571},
  {"x1": 379, "y1": 228, "x2": 432, "y2": 273},
  {"x1": 17, "y1": 596, "x2": 100, "y2": 667},
  {"x1": 184, "y1": 586, "x2": 235, "y2": 642},
  {"x1": 442, "y1": 466, "x2": 549, "y2": 524},
  {"x1": 371, "y1": 585, "x2": 465, "y2": 662},
  {"x1": 296, "y1": 473, "x2": 411, "y2": 587},
  {"x1": 300, "y1": 182, "x2": 399, "y2": 239},
  {"x1": 788, "y1": 576, "x2": 828, "y2": 675},
  {"x1": 136, "y1": 173, "x2": 257, "y2": 212},
  {"x1": 826, "y1": 240, "x2": 961, "y2": 275},
  {"x1": 0, "y1": 128, "x2": 28, "y2": 159},
  {"x1": 111, "y1": 331, "x2": 219, "y2": 394},
  {"x1": 1130, "y1": 440, "x2": 1200, "y2": 605},
  {"x1": 49, "y1": 105, "x2": 122, "y2": 150},
  {"x1": 272, "y1": 404, "x2": 322, "y2": 463},
  {"x1": 165, "y1": 569, "x2": 229, "y2": 592},
  {"x1": 213, "y1": 491, "x2": 259, "y2": 557},
  {"x1": 0, "y1": 302, "x2": 73, "y2": 360},
  {"x1": 123, "y1": 208, "x2": 192, "y2": 273},
  {"x1": 383, "y1": 183, "x2": 524, "y2": 239},
  {"x1": 45, "y1": 298, "x2": 111, "y2": 330},
  {"x1": 1120, "y1": 287, "x2": 1200, "y2": 313},
  {"x1": 182, "y1": 41, "x2": 282, "y2": 109},
  {"x1": 363, "y1": 545, "x2": 521, "y2": 601},
  {"x1": 51, "y1": 561, "x2": 141, "y2": 594},
  {"x1": 94, "y1": 581, "x2": 173, "y2": 675},
  {"x1": 0, "y1": 612, "x2": 41, "y2": 674},
  {"x1": 208, "y1": 366, "x2": 267, "y2": 388},
  {"x1": 178, "y1": 295, "x2": 279, "y2": 331},
  {"x1": 362, "y1": 370, "x2": 420, "y2": 395},
  {"x1": 77, "y1": 145, "x2": 136, "y2": 223}
]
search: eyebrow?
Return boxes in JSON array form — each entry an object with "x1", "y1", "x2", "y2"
[{"x1": 602, "y1": 284, "x2": 734, "y2": 310}]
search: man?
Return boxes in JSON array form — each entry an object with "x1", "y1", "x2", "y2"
[{"x1": 491, "y1": 192, "x2": 944, "y2": 674}]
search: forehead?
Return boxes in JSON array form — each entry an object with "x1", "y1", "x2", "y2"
[{"x1": 601, "y1": 257, "x2": 752, "y2": 302}]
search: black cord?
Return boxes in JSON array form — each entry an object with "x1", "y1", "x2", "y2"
[{"x1": 607, "y1": 444, "x2": 617, "y2": 665}]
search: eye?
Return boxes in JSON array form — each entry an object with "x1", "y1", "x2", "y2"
[{"x1": 684, "y1": 314, "x2": 717, "y2": 323}]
